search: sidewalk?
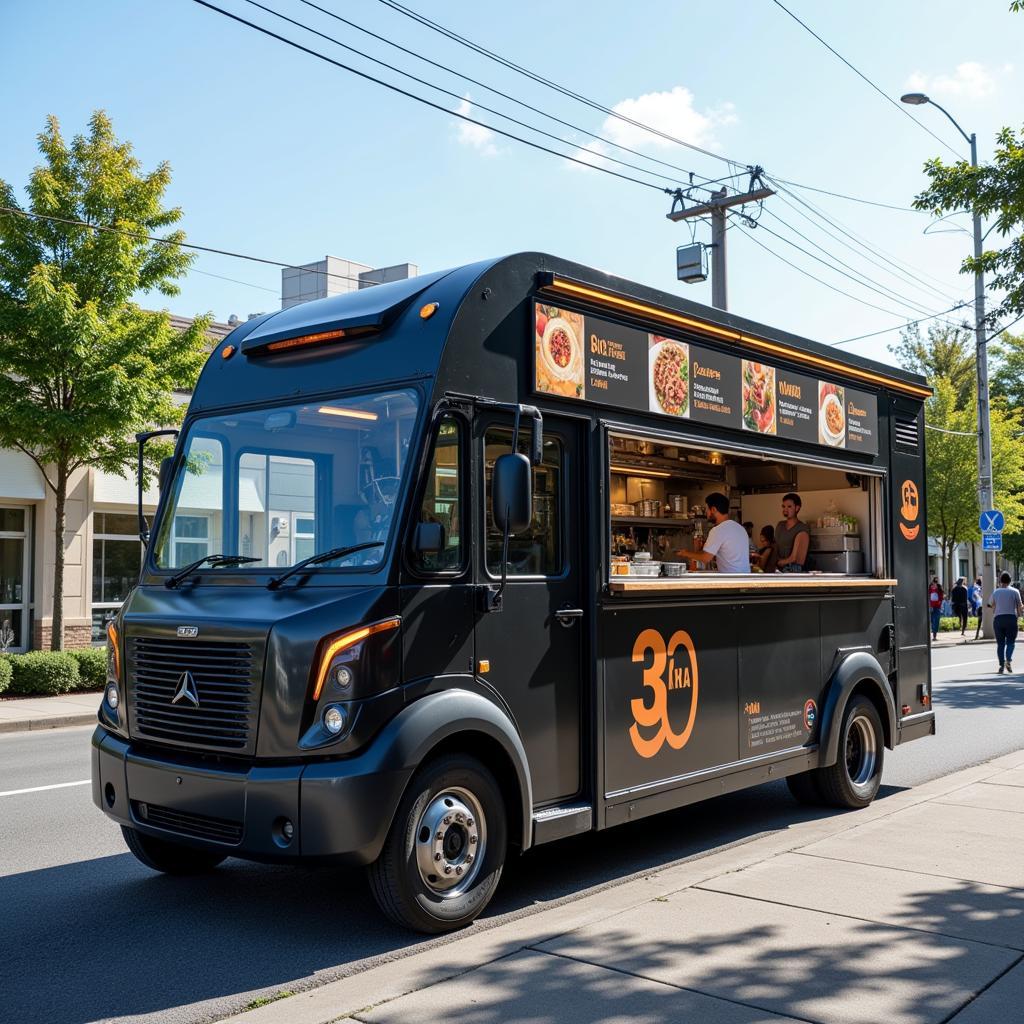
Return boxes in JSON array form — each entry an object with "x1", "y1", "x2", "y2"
[
  {"x1": 0, "y1": 691, "x2": 99, "y2": 733},
  {"x1": 228, "y1": 749, "x2": 1024, "y2": 1024}
]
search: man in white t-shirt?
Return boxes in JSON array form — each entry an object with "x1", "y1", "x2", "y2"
[{"x1": 676, "y1": 492, "x2": 751, "y2": 573}]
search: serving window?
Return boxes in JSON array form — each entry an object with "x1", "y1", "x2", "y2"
[{"x1": 607, "y1": 431, "x2": 886, "y2": 587}]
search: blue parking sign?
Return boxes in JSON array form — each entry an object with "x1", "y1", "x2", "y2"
[{"x1": 980, "y1": 509, "x2": 1005, "y2": 533}]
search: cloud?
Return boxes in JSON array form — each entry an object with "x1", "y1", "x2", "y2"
[
  {"x1": 567, "y1": 139, "x2": 611, "y2": 173},
  {"x1": 598, "y1": 86, "x2": 735, "y2": 151},
  {"x1": 453, "y1": 95, "x2": 498, "y2": 157},
  {"x1": 904, "y1": 62, "x2": 1001, "y2": 100}
]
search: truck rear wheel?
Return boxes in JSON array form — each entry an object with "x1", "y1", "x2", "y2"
[
  {"x1": 816, "y1": 695, "x2": 884, "y2": 809},
  {"x1": 785, "y1": 770, "x2": 823, "y2": 805},
  {"x1": 368, "y1": 754, "x2": 507, "y2": 934},
  {"x1": 121, "y1": 826, "x2": 227, "y2": 874}
]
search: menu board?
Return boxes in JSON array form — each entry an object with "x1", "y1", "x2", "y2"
[{"x1": 533, "y1": 302, "x2": 878, "y2": 455}]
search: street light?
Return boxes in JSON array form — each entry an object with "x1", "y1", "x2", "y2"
[{"x1": 901, "y1": 91, "x2": 995, "y2": 638}]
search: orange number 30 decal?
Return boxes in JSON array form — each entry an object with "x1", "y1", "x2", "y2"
[{"x1": 629, "y1": 628, "x2": 700, "y2": 758}]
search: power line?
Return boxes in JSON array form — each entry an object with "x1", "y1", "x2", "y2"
[
  {"x1": 239, "y1": 0, "x2": 704, "y2": 192},
  {"x1": 770, "y1": 178, "x2": 917, "y2": 213},
  {"x1": 0, "y1": 205, "x2": 369, "y2": 288},
  {"x1": 291, "y1": 0, "x2": 728, "y2": 195},
  {"x1": 189, "y1": 0, "x2": 671, "y2": 194},
  {"x1": 192, "y1": 267, "x2": 278, "y2": 293},
  {"x1": 769, "y1": 0, "x2": 965, "y2": 160},
  {"x1": 759, "y1": 206, "x2": 938, "y2": 316},
  {"x1": 374, "y1": 0, "x2": 924, "y2": 213},
  {"x1": 731, "y1": 218, "x2": 915, "y2": 318},
  {"x1": 831, "y1": 303, "x2": 969, "y2": 347}
]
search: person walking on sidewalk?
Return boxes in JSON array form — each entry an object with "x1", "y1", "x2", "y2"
[
  {"x1": 928, "y1": 576, "x2": 944, "y2": 640},
  {"x1": 989, "y1": 572, "x2": 1023, "y2": 674},
  {"x1": 951, "y1": 577, "x2": 969, "y2": 635},
  {"x1": 968, "y1": 576, "x2": 983, "y2": 618}
]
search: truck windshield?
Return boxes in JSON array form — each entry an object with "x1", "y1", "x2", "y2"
[{"x1": 153, "y1": 389, "x2": 420, "y2": 572}]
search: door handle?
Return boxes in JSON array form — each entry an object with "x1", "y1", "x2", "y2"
[{"x1": 555, "y1": 606, "x2": 584, "y2": 627}]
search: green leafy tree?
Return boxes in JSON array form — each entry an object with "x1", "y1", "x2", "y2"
[
  {"x1": 889, "y1": 322, "x2": 976, "y2": 407},
  {"x1": 926, "y1": 377, "x2": 1024, "y2": 585},
  {"x1": 911, "y1": 124, "x2": 1024, "y2": 321},
  {"x1": 991, "y1": 330, "x2": 1024, "y2": 413},
  {"x1": 0, "y1": 112, "x2": 210, "y2": 649}
]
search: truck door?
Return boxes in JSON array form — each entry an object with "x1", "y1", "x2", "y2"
[
  {"x1": 475, "y1": 414, "x2": 584, "y2": 806},
  {"x1": 889, "y1": 397, "x2": 930, "y2": 716}
]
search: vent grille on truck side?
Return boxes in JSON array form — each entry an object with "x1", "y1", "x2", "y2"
[
  {"x1": 127, "y1": 636, "x2": 258, "y2": 753},
  {"x1": 894, "y1": 415, "x2": 919, "y2": 450}
]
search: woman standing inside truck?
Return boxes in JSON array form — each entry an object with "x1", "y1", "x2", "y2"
[{"x1": 775, "y1": 493, "x2": 810, "y2": 573}]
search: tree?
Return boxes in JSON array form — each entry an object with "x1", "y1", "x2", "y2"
[
  {"x1": 990, "y1": 330, "x2": 1024, "y2": 414},
  {"x1": 925, "y1": 377, "x2": 1024, "y2": 585},
  {"x1": 911, "y1": 124, "x2": 1024, "y2": 322},
  {"x1": 0, "y1": 112, "x2": 210, "y2": 649},
  {"x1": 889, "y1": 322, "x2": 976, "y2": 408}
]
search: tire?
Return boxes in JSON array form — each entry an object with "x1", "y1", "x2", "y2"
[
  {"x1": 121, "y1": 826, "x2": 227, "y2": 875},
  {"x1": 368, "y1": 754, "x2": 507, "y2": 934},
  {"x1": 816, "y1": 694, "x2": 884, "y2": 809},
  {"x1": 786, "y1": 769, "x2": 823, "y2": 805}
]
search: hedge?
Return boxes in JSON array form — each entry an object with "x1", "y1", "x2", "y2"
[
  {"x1": 4, "y1": 651, "x2": 80, "y2": 696},
  {"x1": 0, "y1": 657, "x2": 11, "y2": 694},
  {"x1": 68, "y1": 648, "x2": 107, "y2": 690}
]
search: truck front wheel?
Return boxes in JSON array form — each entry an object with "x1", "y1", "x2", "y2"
[
  {"x1": 816, "y1": 695, "x2": 884, "y2": 809},
  {"x1": 368, "y1": 754, "x2": 507, "y2": 933},
  {"x1": 121, "y1": 826, "x2": 227, "y2": 875}
]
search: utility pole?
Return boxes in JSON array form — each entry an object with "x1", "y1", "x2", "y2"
[{"x1": 667, "y1": 168, "x2": 774, "y2": 310}]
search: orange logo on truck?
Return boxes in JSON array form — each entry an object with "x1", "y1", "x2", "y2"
[
  {"x1": 629, "y1": 628, "x2": 700, "y2": 758},
  {"x1": 899, "y1": 479, "x2": 920, "y2": 540}
]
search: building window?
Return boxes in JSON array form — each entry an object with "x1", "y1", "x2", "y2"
[
  {"x1": 92, "y1": 512, "x2": 143, "y2": 642},
  {"x1": 171, "y1": 514, "x2": 210, "y2": 566},
  {"x1": 0, "y1": 505, "x2": 32, "y2": 652},
  {"x1": 959, "y1": 558, "x2": 970, "y2": 581}
]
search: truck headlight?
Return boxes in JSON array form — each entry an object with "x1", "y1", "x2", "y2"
[
  {"x1": 323, "y1": 705, "x2": 347, "y2": 735},
  {"x1": 105, "y1": 621, "x2": 121, "y2": 681},
  {"x1": 310, "y1": 617, "x2": 400, "y2": 700},
  {"x1": 105, "y1": 682, "x2": 120, "y2": 710}
]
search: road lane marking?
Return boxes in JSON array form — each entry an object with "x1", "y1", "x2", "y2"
[
  {"x1": 0, "y1": 780, "x2": 90, "y2": 798},
  {"x1": 932, "y1": 658, "x2": 1000, "y2": 671}
]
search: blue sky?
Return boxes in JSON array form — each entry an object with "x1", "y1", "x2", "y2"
[{"x1": 2, "y1": 0, "x2": 1022, "y2": 366}]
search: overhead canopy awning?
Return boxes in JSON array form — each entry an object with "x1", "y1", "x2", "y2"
[{"x1": 0, "y1": 449, "x2": 46, "y2": 501}]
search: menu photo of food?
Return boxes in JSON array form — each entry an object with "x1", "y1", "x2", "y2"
[
  {"x1": 819, "y1": 381, "x2": 846, "y2": 447},
  {"x1": 741, "y1": 360, "x2": 776, "y2": 435},
  {"x1": 534, "y1": 303, "x2": 585, "y2": 399},
  {"x1": 648, "y1": 335, "x2": 690, "y2": 418}
]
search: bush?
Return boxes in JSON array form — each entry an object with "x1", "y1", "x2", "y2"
[
  {"x1": 938, "y1": 616, "x2": 979, "y2": 632},
  {"x1": 0, "y1": 657, "x2": 11, "y2": 694},
  {"x1": 68, "y1": 648, "x2": 107, "y2": 690},
  {"x1": 5, "y1": 651, "x2": 80, "y2": 696}
]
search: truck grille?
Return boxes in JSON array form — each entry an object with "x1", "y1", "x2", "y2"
[
  {"x1": 132, "y1": 801, "x2": 243, "y2": 845},
  {"x1": 127, "y1": 636, "x2": 259, "y2": 753}
]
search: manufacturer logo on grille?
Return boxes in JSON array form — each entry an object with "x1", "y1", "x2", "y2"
[
  {"x1": 171, "y1": 671, "x2": 200, "y2": 708},
  {"x1": 177, "y1": 626, "x2": 199, "y2": 638}
]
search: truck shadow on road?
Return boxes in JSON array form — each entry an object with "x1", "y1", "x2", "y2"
[
  {"x1": 1, "y1": 781, "x2": 910, "y2": 1024},
  {"x1": 934, "y1": 674, "x2": 1024, "y2": 710}
]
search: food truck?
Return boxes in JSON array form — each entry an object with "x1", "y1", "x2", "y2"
[{"x1": 92, "y1": 253, "x2": 934, "y2": 933}]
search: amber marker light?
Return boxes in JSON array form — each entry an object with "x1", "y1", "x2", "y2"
[
  {"x1": 317, "y1": 405, "x2": 379, "y2": 421},
  {"x1": 419, "y1": 301, "x2": 439, "y2": 320},
  {"x1": 312, "y1": 617, "x2": 401, "y2": 700},
  {"x1": 106, "y1": 620, "x2": 121, "y2": 680},
  {"x1": 266, "y1": 328, "x2": 346, "y2": 353},
  {"x1": 221, "y1": 344, "x2": 236, "y2": 360}
]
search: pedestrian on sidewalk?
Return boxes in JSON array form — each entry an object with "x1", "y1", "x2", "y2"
[
  {"x1": 989, "y1": 572, "x2": 1023, "y2": 674},
  {"x1": 928, "y1": 576, "x2": 944, "y2": 640},
  {"x1": 968, "y1": 576, "x2": 982, "y2": 618},
  {"x1": 951, "y1": 577, "x2": 969, "y2": 635}
]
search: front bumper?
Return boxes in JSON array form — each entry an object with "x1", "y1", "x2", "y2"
[{"x1": 92, "y1": 726, "x2": 412, "y2": 865}]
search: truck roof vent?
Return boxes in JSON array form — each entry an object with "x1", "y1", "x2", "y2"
[{"x1": 894, "y1": 414, "x2": 919, "y2": 450}]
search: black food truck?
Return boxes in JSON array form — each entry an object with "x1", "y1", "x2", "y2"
[{"x1": 93, "y1": 253, "x2": 934, "y2": 933}]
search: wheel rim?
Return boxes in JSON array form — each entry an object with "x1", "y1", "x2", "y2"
[
  {"x1": 845, "y1": 714, "x2": 878, "y2": 794},
  {"x1": 414, "y1": 786, "x2": 487, "y2": 898}
]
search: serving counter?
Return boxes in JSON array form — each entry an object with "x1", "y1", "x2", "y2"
[{"x1": 607, "y1": 576, "x2": 898, "y2": 594}]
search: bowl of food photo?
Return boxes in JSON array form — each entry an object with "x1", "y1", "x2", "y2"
[
  {"x1": 649, "y1": 337, "x2": 690, "y2": 418},
  {"x1": 539, "y1": 317, "x2": 582, "y2": 382},
  {"x1": 819, "y1": 384, "x2": 846, "y2": 446}
]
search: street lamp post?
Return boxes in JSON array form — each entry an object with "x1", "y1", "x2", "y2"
[{"x1": 901, "y1": 93, "x2": 995, "y2": 638}]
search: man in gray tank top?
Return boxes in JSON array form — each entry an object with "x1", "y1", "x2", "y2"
[
  {"x1": 990, "y1": 572, "x2": 1024, "y2": 673},
  {"x1": 776, "y1": 492, "x2": 810, "y2": 573}
]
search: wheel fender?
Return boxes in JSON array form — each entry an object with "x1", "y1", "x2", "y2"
[
  {"x1": 364, "y1": 688, "x2": 533, "y2": 852},
  {"x1": 819, "y1": 651, "x2": 896, "y2": 767}
]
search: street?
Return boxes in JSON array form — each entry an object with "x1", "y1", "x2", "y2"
[{"x1": 1, "y1": 642, "x2": 1021, "y2": 1024}]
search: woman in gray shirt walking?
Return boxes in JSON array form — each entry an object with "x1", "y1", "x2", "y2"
[{"x1": 989, "y1": 572, "x2": 1024, "y2": 674}]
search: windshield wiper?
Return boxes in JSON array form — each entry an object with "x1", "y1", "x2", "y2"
[
  {"x1": 266, "y1": 543, "x2": 384, "y2": 590},
  {"x1": 165, "y1": 554, "x2": 262, "y2": 589}
]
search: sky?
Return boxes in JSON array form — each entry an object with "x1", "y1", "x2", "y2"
[{"x1": 2, "y1": 0, "x2": 1022, "y2": 368}]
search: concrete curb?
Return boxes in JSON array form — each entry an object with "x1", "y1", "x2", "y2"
[
  {"x1": 221, "y1": 747, "x2": 1024, "y2": 1024},
  {"x1": 0, "y1": 712, "x2": 97, "y2": 734}
]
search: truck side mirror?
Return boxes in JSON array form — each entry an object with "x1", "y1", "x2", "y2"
[
  {"x1": 158, "y1": 457, "x2": 174, "y2": 494},
  {"x1": 413, "y1": 521, "x2": 445, "y2": 555},
  {"x1": 493, "y1": 453, "x2": 532, "y2": 534}
]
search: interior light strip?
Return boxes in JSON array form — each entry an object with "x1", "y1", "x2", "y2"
[
  {"x1": 318, "y1": 406, "x2": 379, "y2": 421},
  {"x1": 540, "y1": 276, "x2": 932, "y2": 399}
]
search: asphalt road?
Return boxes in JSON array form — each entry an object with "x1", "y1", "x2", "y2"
[{"x1": 1, "y1": 641, "x2": 1021, "y2": 1024}]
